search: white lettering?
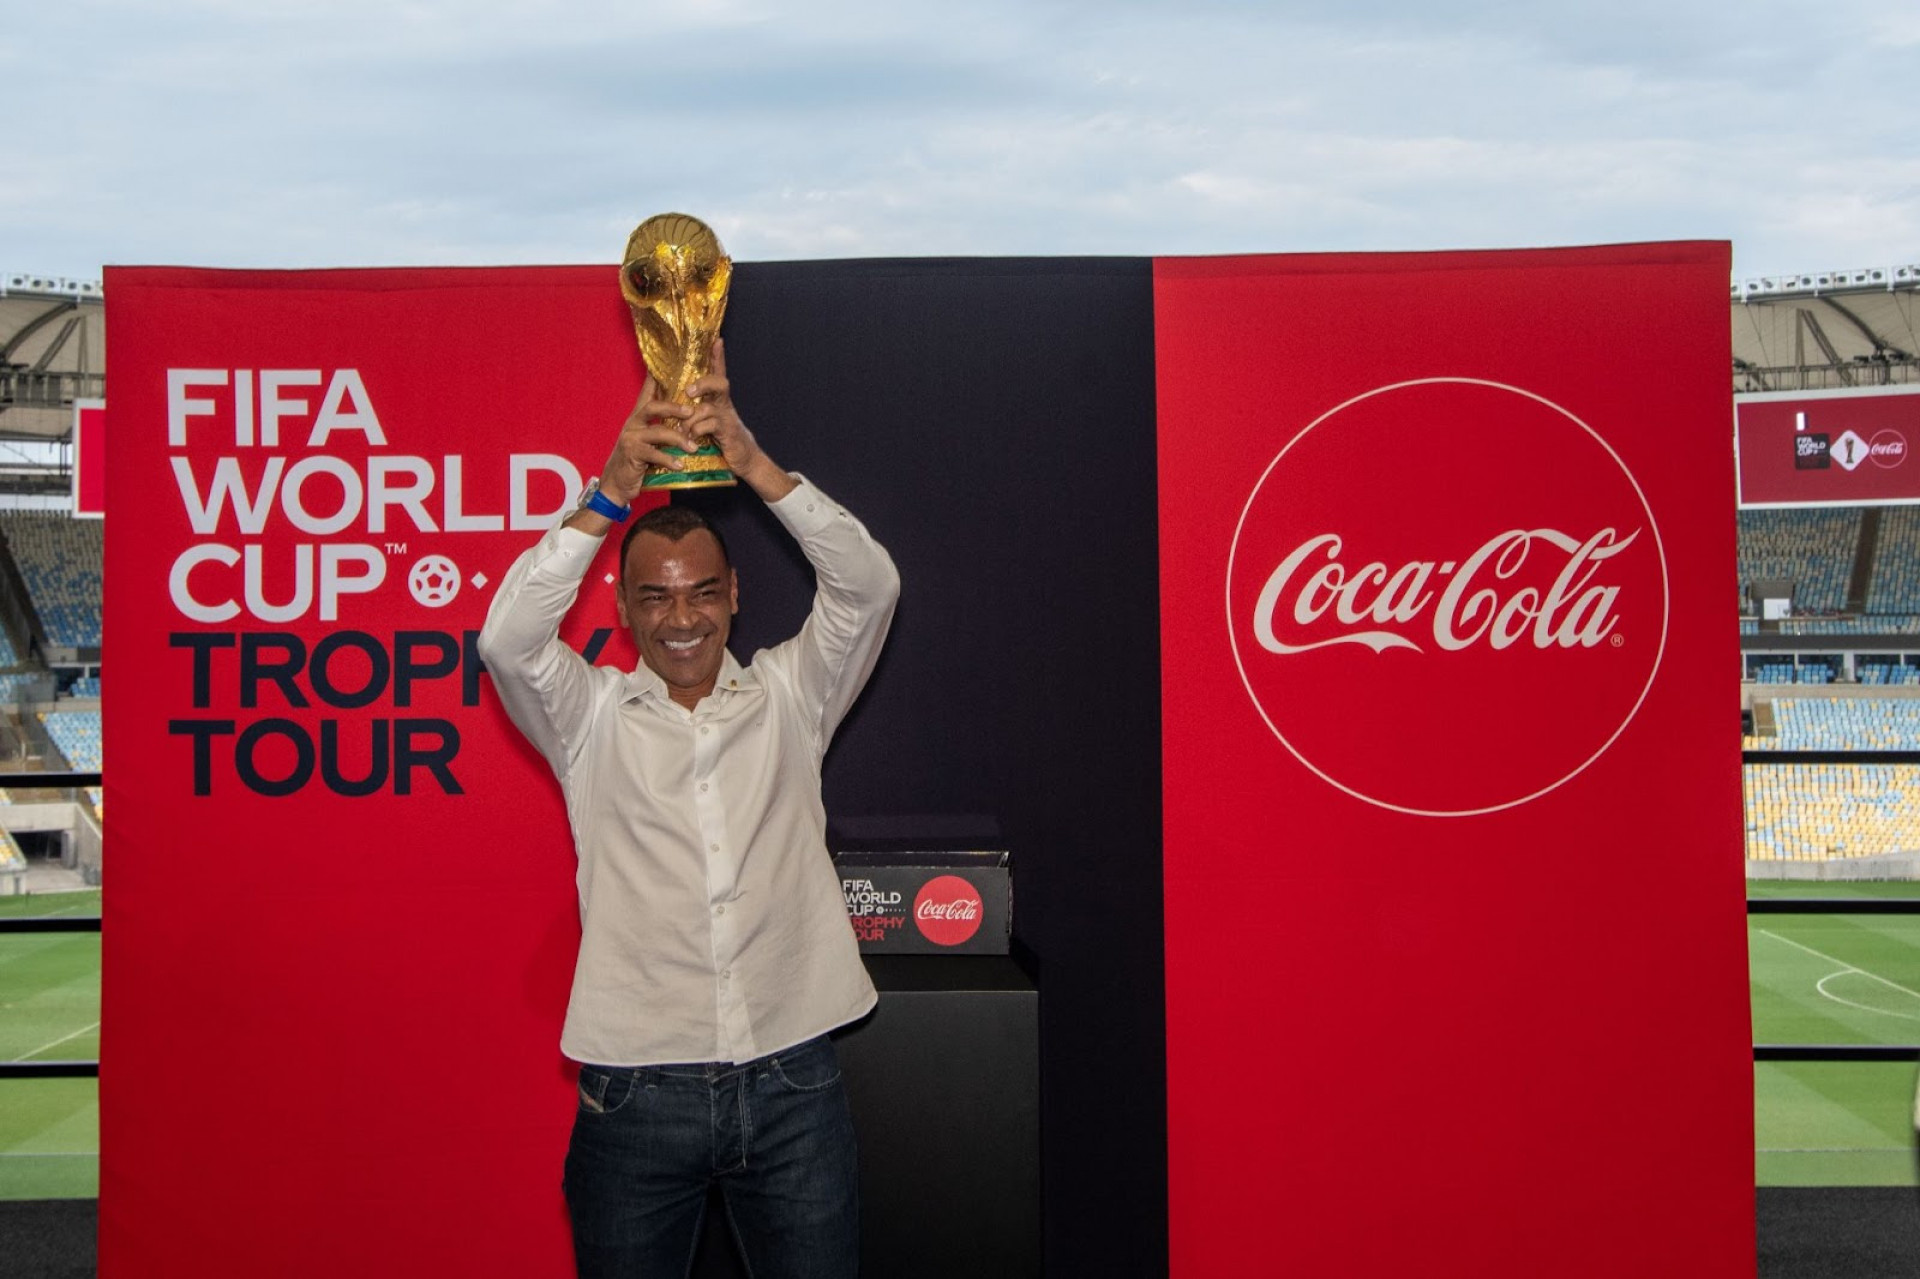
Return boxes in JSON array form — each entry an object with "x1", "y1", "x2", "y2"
[
  {"x1": 442, "y1": 456, "x2": 505, "y2": 532},
  {"x1": 258, "y1": 370, "x2": 321, "y2": 448},
  {"x1": 510, "y1": 454, "x2": 581, "y2": 531},
  {"x1": 368, "y1": 456, "x2": 438, "y2": 534},
  {"x1": 167, "y1": 369, "x2": 228, "y2": 446},
  {"x1": 309, "y1": 369, "x2": 386, "y2": 446},
  {"x1": 1252, "y1": 527, "x2": 1638, "y2": 657},
  {"x1": 319, "y1": 545, "x2": 386, "y2": 621},
  {"x1": 168, "y1": 543, "x2": 241, "y2": 622},
  {"x1": 172, "y1": 456, "x2": 285, "y2": 536},
  {"x1": 281, "y1": 456, "x2": 364, "y2": 536}
]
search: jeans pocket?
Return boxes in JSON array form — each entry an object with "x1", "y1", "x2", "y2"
[
  {"x1": 576, "y1": 1064, "x2": 637, "y2": 1115},
  {"x1": 768, "y1": 1037, "x2": 842, "y2": 1094}
]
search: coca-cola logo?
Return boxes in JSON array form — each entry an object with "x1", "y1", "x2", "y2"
[
  {"x1": 912, "y1": 875, "x2": 984, "y2": 946},
  {"x1": 1870, "y1": 430, "x2": 1907, "y2": 469},
  {"x1": 1227, "y1": 378, "x2": 1668, "y2": 816}
]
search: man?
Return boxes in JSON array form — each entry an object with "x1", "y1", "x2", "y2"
[{"x1": 478, "y1": 339, "x2": 899, "y2": 1278}]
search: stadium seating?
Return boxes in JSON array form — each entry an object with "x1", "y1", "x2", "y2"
[
  {"x1": 1743, "y1": 763, "x2": 1920, "y2": 861},
  {"x1": 41, "y1": 710, "x2": 101, "y2": 772},
  {"x1": 1744, "y1": 698, "x2": 1920, "y2": 860},
  {"x1": 1748, "y1": 697, "x2": 1920, "y2": 750},
  {"x1": 67, "y1": 676, "x2": 99, "y2": 699},
  {"x1": 1869, "y1": 506, "x2": 1920, "y2": 614},
  {"x1": 1858, "y1": 663, "x2": 1920, "y2": 685},
  {"x1": 1737, "y1": 508, "x2": 1860, "y2": 613},
  {"x1": 0, "y1": 512, "x2": 102, "y2": 648}
]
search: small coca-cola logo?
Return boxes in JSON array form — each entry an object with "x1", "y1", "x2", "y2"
[
  {"x1": 1870, "y1": 430, "x2": 1908, "y2": 469},
  {"x1": 1227, "y1": 378, "x2": 1668, "y2": 817},
  {"x1": 913, "y1": 875, "x2": 984, "y2": 946}
]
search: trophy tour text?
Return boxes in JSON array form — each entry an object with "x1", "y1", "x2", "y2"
[{"x1": 163, "y1": 367, "x2": 572, "y2": 798}]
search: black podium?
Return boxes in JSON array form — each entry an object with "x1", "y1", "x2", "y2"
[{"x1": 692, "y1": 955, "x2": 1040, "y2": 1277}]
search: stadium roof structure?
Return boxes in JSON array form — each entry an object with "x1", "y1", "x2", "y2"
[
  {"x1": 0, "y1": 260, "x2": 1912, "y2": 463},
  {"x1": 0, "y1": 274, "x2": 103, "y2": 498},
  {"x1": 1732, "y1": 265, "x2": 1920, "y2": 394},
  {"x1": 0, "y1": 273, "x2": 102, "y2": 441}
]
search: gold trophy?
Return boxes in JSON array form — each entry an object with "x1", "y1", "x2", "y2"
[{"x1": 620, "y1": 212, "x2": 736, "y2": 489}]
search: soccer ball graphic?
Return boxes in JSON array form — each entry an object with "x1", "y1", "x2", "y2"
[{"x1": 408, "y1": 555, "x2": 462, "y2": 608}]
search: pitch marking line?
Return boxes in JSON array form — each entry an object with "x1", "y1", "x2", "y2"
[
  {"x1": 12, "y1": 1020, "x2": 100, "y2": 1063},
  {"x1": 1756, "y1": 928, "x2": 1920, "y2": 1023}
]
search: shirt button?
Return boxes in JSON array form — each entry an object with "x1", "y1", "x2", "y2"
[
  {"x1": 720, "y1": 969, "x2": 732, "y2": 981},
  {"x1": 709, "y1": 843, "x2": 719, "y2": 852},
  {"x1": 700, "y1": 726, "x2": 710, "y2": 736},
  {"x1": 714, "y1": 904, "x2": 726, "y2": 916},
  {"x1": 700, "y1": 783, "x2": 709, "y2": 792}
]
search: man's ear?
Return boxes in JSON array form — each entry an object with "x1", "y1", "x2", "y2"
[
  {"x1": 615, "y1": 586, "x2": 630, "y2": 629},
  {"x1": 728, "y1": 568, "x2": 740, "y2": 615}
]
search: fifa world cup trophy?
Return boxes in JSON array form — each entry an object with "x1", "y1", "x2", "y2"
[{"x1": 620, "y1": 213, "x2": 736, "y2": 489}]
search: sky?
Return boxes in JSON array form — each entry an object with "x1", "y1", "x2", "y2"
[{"x1": 7, "y1": 0, "x2": 1917, "y2": 281}]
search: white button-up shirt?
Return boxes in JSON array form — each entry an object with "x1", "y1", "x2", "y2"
[{"x1": 478, "y1": 477, "x2": 900, "y2": 1066}]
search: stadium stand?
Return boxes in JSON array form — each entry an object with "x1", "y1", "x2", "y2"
[
  {"x1": 1744, "y1": 763, "x2": 1920, "y2": 861},
  {"x1": 1750, "y1": 698, "x2": 1920, "y2": 750},
  {"x1": 41, "y1": 710, "x2": 102, "y2": 772},
  {"x1": 1737, "y1": 507, "x2": 1860, "y2": 613},
  {"x1": 0, "y1": 511, "x2": 102, "y2": 648},
  {"x1": 1869, "y1": 506, "x2": 1920, "y2": 615},
  {"x1": 1744, "y1": 698, "x2": 1920, "y2": 860}
]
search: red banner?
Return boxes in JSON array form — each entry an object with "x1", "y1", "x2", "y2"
[
  {"x1": 1156, "y1": 244, "x2": 1750, "y2": 1276},
  {"x1": 73, "y1": 399, "x2": 105, "y2": 518},
  {"x1": 1736, "y1": 386, "x2": 1920, "y2": 507},
  {"x1": 102, "y1": 267, "x2": 658, "y2": 1277}
]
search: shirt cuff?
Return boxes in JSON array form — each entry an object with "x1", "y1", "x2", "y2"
[
  {"x1": 540, "y1": 525, "x2": 606, "y2": 581},
  {"x1": 767, "y1": 473, "x2": 842, "y2": 540}
]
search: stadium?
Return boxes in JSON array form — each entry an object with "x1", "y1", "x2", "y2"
[{"x1": 3, "y1": 259, "x2": 1920, "y2": 1274}]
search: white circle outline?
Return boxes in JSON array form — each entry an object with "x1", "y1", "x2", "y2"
[
  {"x1": 408, "y1": 554, "x2": 462, "y2": 608},
  {"x1": 1225, "y1": 377, "x2": 1670, "y2": 818},
  {"x1": 1869, "y1": 429, "x2": 1907, "y2": 470}
]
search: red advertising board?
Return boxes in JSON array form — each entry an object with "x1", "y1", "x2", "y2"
[
  {"x1": 1157, "y1": 244, "x2": 1750, "y2": 1276},
  {"x1": 1736, "y1": 386, "x2": 1920, "y2": 507},
  {"x1": 73, "y1": 398, "x2": 105, "y2": 518},
  {"x1": 102, "y1": 267, "x2": 658, "y2": 1277}
]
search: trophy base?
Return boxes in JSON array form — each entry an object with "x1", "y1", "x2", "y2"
[{"x1": 641, "y1": 444, "x2": 737, "y2": 491}]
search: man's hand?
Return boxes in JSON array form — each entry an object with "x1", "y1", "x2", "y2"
[
  {"x1": 567, "y1": 342, "x2": 796, "y2": 537},
  {"x1": 563, "y1": 374, "x2": 690, "y2": 535},
  {"x1": 600, "y1": 372, "x2": 694, "y2": 503},
  {"x1": 684, "y1": 339, "x2": 796, "y2": 502}
]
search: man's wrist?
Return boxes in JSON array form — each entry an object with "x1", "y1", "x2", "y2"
[
  {"x1": 739, "y1": 453, "x2": 798, "y2": 502},
  {"x1": 579, "y1": 476, "x2": 632, "y2": 522}
]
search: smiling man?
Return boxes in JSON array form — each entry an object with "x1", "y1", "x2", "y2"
[{"x1": 478, "y1": 341, "x2": 900, "y2": 1279}]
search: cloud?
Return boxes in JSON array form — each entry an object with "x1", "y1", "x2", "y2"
[{"x1": 3, "y1": 0, "x2": 1914, "y2": 278}]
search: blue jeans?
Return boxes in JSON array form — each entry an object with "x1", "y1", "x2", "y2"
[{"x1": 563, "y1": 1035, "x2": 859, "y2": 1279}]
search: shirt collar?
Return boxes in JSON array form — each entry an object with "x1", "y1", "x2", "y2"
[{"x1": 620, "y1": 648, "x2": 760, "y2": 706}]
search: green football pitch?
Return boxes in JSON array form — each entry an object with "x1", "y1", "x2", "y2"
[
  {"x1": 0, "y1": 890, "x2": 102, "y2": 1200},
  {"x1": 2, "y1": 886, "x2": 1918, "y2": 1198},
  {"x1": 1748, "y1": 880, "x2": 1920, "y2": 1187}
]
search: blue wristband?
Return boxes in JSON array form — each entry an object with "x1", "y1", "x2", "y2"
[{"x1": 583, "y1": 486, "x2": 631, "y2": 522}]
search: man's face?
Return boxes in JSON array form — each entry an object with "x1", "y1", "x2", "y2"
[{"x1": 618, "y1": 529, "x2": 738, "y2": 710}]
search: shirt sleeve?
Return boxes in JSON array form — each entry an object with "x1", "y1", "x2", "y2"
[
  {"x1": 476, "y1": 525, "x2": 608, "y2": 775},
  {"x1": 763, "y1": 476, "x2": 902, "y2": 750}
]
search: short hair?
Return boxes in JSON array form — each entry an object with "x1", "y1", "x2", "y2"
[{"x1": 619, "y1": 504, "x2": 731, "y2": 582}]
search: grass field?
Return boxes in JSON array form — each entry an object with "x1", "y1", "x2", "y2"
[
  {"x1": 0, "y1": 890, "x2": 101, "y2": 1200},
  {"x1": 2, "y1": 886, "x2": 1917, "y2": 1198},
  {"x1": 1748, "y1": 881, "x2": 1920, "y2": 1187}
]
